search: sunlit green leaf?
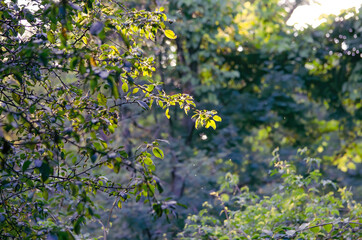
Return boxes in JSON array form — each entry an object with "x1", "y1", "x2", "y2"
[
  {"x1": 122, "y1": 82, "x2": 129, "y2": 92},
  {"x1": 152, "y1": 147, "x2": 164, "y2": 159},
  {"x1": 165, "y1": 108, "x2": 170, "y2": 119},
  {"x1": 164, "y1": 29, "x2": 177, "y2": 39}
]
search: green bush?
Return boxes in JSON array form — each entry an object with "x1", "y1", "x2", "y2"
[{"x1": 179, "y1": 149, "x2": 362, "y2": 239}]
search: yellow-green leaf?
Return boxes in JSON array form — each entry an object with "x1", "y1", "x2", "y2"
[
  {"x1": 323, "y1": 224, "x2": 333, "y2": 233},
  {"x1": 220, "y1": 193, "x2": 230, "y2": 202},
  {"x1": 147, "y1": 84, "x2": 155, "y2": 92},
  {"x1": 42, "y1": 190, "x2": 49, "y2": 200},
  {"x1": 12, "y1": 93, "x2": 21, "y2": 104},
  {"x1": 162, "y1": 14, "x2": 167, "y2": 21},
  {"x1": 47, "y1": 31, "x2": 55, "y2": 43},
  {"x1": 122, "y1": 82, "x2": 129, "y2": 92},
  {"x1": 82, "y1": 36, "x2": 87, "y2": 44},
  {"x1": 213, "y1": 115, "x2": 222, "y2": 122},
  {"x1": 107, "y1": 163, "x2": 113, "y2": 169},
  {"x1": 144, "y1": 157, "x2": 153, "y2": 165},
  {"x1": 310, "y1": 226, "x2": 320, "y2": 233},
  {"x1": 152, "y1": 147, "x2": 164, "y2": 159},
  {"x1": 110, "y1": 78, "x2": 119, "y2": 98},
  {"x1": 165, "y1": 108, "x2": 170, "y2": 119},
  {"x1": 165, "y1": 29, "x2": 177, "y2": 39},
  {"x1": 195, "y1": 118, "x2": 200, "y2": 129},
  {"x1": 158, "y1": 100, "x2": 163, "y2": 107},
  {"x1": 184, "y1": 105, "x2": 190, "y2": 114},
  {"x1": 97, "y1": 93, "x2": 107, "y2": 106},
  {"x1": 206, "y1": 120, "x2": 216, "y2": 130},
  {"x1": 110, "y1": 45, "x2": 119, "y2": 54}
]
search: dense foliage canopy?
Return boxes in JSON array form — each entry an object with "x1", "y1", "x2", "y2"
[{"x1": 0, "y1": 0, "x2": 361, "y2": 239}]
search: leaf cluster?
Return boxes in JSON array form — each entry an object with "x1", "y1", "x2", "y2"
[{"x1": 179, "y1": 150, "x2": 362, "y2": 239}]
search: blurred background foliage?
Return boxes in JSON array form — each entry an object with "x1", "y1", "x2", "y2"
[{"x1": 84, "y1": 0, "x2": 362, "y2": 239}]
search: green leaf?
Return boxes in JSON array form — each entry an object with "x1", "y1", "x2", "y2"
[
  {"x1": 113, "y1": 162, "x2": 120, "y2": 173},
  {"x1": 122, "y1": 82, "x2": 129, "y2": 92},
  {"x1": 144, "y1": 157, "x2": 153, "y2": 165},
  {"x1": 219, "y1": 236, "x2": 229, "y2": 240},
  {"x1": 164, "y1": 29, "x2": 177, "y2": 39},
  {"x1": 158, "y1": 100, "x2": 164, "y2": 108},
  {"x1": 176, "y1": 202, "x2": 188, "y2": 209},
  {"x1": 12, "y1": 93, "x2": 21, "y2": 104},
  {"x1": 29, "y1": 104, "x2": 36, "y2": 114},
  {"x1": 76, "y1": 202, "x2": 84, "y2": 214},
  {"x1": 323, "y1": 224, "x2": 333, "y2": 233},
  {"x1": 108, "y1": 124, "x2": 115, "y2": 133},
  {"x1": 310, "y1": 226, "x2": 320, "y2": 233},
  {"x1": 57, "y1": 231, "x2": 76, "y2": 240},
  {"x1": 132, "y1": 88, "x2": 139, "y2": 94},
  {"x1": 153, "y1": 203, "x2": 162, "y2": 217},
  {"x1": 73, "y1": 216, "x2": 84, "y2": 234},
  {"x1": 70, "y1": 183, "x2": 78, "y2": 197},
  {"x1": 39, "y1": 162, "x2": 51, "y2": 182},
  {"x1": 90, "y1": 153, "x2": 98, "y2": 163},
  {"x1": 146, "y1": 84, "x2": 155, "y2": 92},
  {"x1": 109, "y1": 77, "x2": 119, "y2": 98},
  {"x1": 22, "y1": 160, "x2": 31, "y2": 172},
  {"x1": 97, "y1": 93, "x2": 107, "y2": 106},
  {"x1": 156, "y1": 181, "x2": 163, "y2": 193},
  {"x1": 220, "y1": 193, "x2": 230, "y2": 202},
  {"x1": 47, "y1": 31, "x2": 55, "y2": 43},
  {"x1": 152, "y1": 147, "x2": 164, "y2": 159},
  {"x1": 90, "y1": 78, "x2": 97, "y2": 91},
  {"x1": 79, "y1": 59, "x2": 86, "y2": 74},
  {"x1": 42, "y1": 189, "x2": 49, "y2": 201}
]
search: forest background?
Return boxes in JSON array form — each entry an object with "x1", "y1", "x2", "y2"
[{"x1": 0, "y1": 0, "x2": 361, "y2": 239}]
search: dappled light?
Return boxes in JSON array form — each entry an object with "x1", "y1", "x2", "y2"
[{"x1": 0, "y1": 0, "x2": 361, "y2": 239}]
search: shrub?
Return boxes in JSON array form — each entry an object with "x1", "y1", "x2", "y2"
[{"x1": 179, "y1": 150, "x2": 362, "y2": 239}]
